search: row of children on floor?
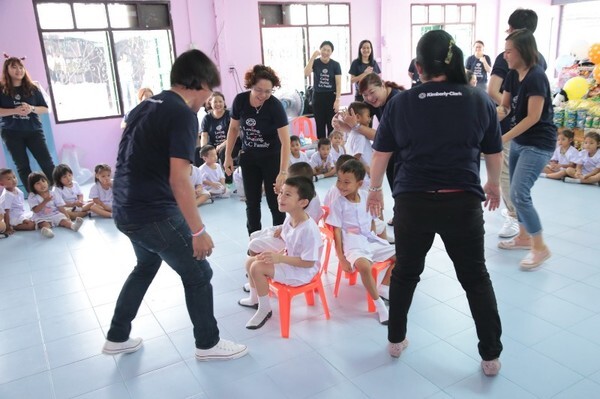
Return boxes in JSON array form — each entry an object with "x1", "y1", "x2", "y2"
[
  {"x1": 541, "y1": 130, "x2": 600, "y2": 185},
  {"x1": 0, "y1": 164, "x2": 113, "y2": 238},
  {"x1": 237, "y1": 155, "x2": 394, "y2": 329}
]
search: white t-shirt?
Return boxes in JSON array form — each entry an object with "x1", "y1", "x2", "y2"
[
  {"x1": 89, "y1": 182, "x2": 113, "y2": 206},
  {"x1": 189, "y1": 165, "x2": 204, "y2": 187},
  {"x1": 345, "y1": 128, "x2": 373, "y2": 166},
  {"x1": 0, "y1": 187, "x2": 27, "y2": 222},
  {"x1": 28, "y1": 192, "x2": 65, "y2": 222},
  {"x1": 577, "y1": 149, "x2": 600, "y2": 175},
  {"x1": 550, "y1": 146, "x2": 579, "y2": 166},
  {"x1": 279, "y1": 216, "x2": 322, "y2": 282},
  {"x1": 304, "y1": 194, "x2": 323, "y2": 222},
  {"x1": 289, "y1": 151, "x2": 309, "y2": 165},
  {"x1": 330, "y1": 144, "x2": 346, "y2": 164},
  {"x1": 309, "y1": 152, "x2": 335, "y2": 172},
  {"x1": 53, "y1": 181, "x2": 84, "y2": 204},
  {"x1": 198, "y1": 163, "x2": 225, "y2": 190}
]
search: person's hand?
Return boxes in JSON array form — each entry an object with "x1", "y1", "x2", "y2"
[
  {"x1": 332, "y1": 114, "x2": 351, "y2": 133},
  {"x1": 575, "y1": 172, "x2": 583, "y2": 179},
  {"x1": 333, "y1": 98, "x2": 340, "y2": 112},
  {"x1": 274, "y1": 172, "x2": 286, "y2": 194},
  {"x1": 224, "y1": 156, "x2": 234, "y2": 176},
  {"x1": 15, "y1": 105, "x2": 28, "y2": 117},
  {"x1": 502, "y1": 135, "x2": 510, "y2": 144},
  {"x1": 366, "y1": 190, "x2": 384, "y2": 218},
  {"x1": 273, "y1": 226, "x2": 282, "y2": 238},
  {"x1": 192, "y1": 232, "x2": 214, "y2": 260},
  {"x1": 496, "y1": 105, "x2": 508, "y2": 120},
  {"x1": 483, "y1": 182, "x2": 501, "y2": 211},
  {"x1": 340, "y1": 258, "x2": 352, "y2": 272},
  {"x1": 342, "y1": 108, "x2": 358, "y2": 127},
  {"x1": 311, "y1": 50, "x2": 321, "y2": 60},
  {"x1": 257, "y1": 251, "x2": 279, "y2": 265},
  {"x1": 365, "y1": 66, "x2": 374, "y2": 74}
]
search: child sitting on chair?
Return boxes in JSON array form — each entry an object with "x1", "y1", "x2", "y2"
[
  {"x1": 238, "y1": 176, "x2": 323, "y2": 329},
  {"x1": 198, "y1": 145, "x2": 230, "y2": 198},
  {"x1": 327, "y1": 159, "x2": 395, "y2": 324}
]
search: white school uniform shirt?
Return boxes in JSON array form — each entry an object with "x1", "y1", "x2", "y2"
[
  {"x1": 345, "y1": 128, "x2": 373, "y2": 166},
  {"x1": 198, "y1": 163, "x2": 225, "y2": 190},
  {"x1": 279, "y1": 216, "x2": 323, "y2": 283},
  {"x1": 189, "y1": 165, "x2": 204, "y2": 187},
  {"x1": 53, "y1": 181, "x2": 84, "y2": 204},
  {"x1": 577, "y1": 149, "x2": 600, "y2": 175},
  {"x1": 309, "y1": 152, "x2": 335, "y2": 172},
  {"x1": 89, "y1": 182, "x2": 113, "y2": 207},
  {"x1": 289, "y1": 151, "x2": 309, "y2": 165},
  {"x1": 304, "y1": 194, "x2": 323, "y2": 222},
  {"x1": 0, "y1": 187, "x2": 27, "y2": 222},
  {"x1": 550, "y1": 146, "x2": 579, "y2": 166},
  {"x1": 28, "y1": 192, "x2": 65, "y2": 222},
  {"x1": 323, "y1": 185, "x2": 341, "y2": 208},
  {"x1": 329, "y1": 144, "x2": 345, "y2": 164}
]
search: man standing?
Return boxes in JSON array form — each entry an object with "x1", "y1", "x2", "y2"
[{"x1": 102, "y1": 49, "x2": 248, "y2": 361}]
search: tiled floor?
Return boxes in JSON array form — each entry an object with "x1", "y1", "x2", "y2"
[{"x1": 1, "y1": 171, "x2": 600, "y2": 399}]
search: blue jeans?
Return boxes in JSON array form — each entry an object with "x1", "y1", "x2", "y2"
[
  {"x1": 508, "y1": 142, "x2": 553, "y2": 236},
  {"x1": 108, "y1": 214, "x2": 220, "y2": 349}
]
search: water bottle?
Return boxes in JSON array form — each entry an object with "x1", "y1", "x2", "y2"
[{"x1": 299, "y1": 132, "x2": 306, "y2": 146}]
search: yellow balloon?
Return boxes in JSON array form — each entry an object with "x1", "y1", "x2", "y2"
[
  {"x1": 563, "y1": 76, "x2": 588, "y2": 100},
  {"x1": 589, "y1": 43, "x2": 600, "y2": 64}
]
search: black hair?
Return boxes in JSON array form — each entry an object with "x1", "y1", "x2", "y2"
[
  {"x1": 559, "y1": 129, "x2": 575, "y2": 146},
  {"x1": 170, "y1": 49, "x2": 221, "y2": 91},
  {"x1": 508, "y1": 9, "x2": 539, "y2": 32},
  {"x1": 357, "y1": 40, "x2": 374, "y2": 63},
  {"x1": 290, "y1": 135, "x2": 301, "y2": 144},
  {"x1": 28, "y1": 172, "x2": 48, "y2": 194},
  {"x1": 244, "y1": 64, "x2": 281, "y2": 89},
  {"x1": 358, "y1": 73, "x2": 405, "y2": 95},
  {"x1": 339, "y1": 159, "x2": 365, "y2": 181},
  {"x1": 52, "y1": 164, "x2": 73, "y2": 189},
  {"x1": 505, "y1": 29, "x2": 539, "y2": 68},
  {"x1": 317, "y1": 137, "x2": 331, "y2": 149},
  {"x1": 288, "y1": 162, "x2": 313, "y2": 180},
  {"x1": 283, "y1": 176, "x2": 315, "y2": 208},
  {"x1": 0, "y1": 168, "x2": 14, "y2": 178},
  {"x1": 474, "y1": 40, "x2": 485, "y2": 46},
  {"x1": 94, "y1": 164, "x2": 111, "y2": 183},
  {"x1": 335, "y1": 154, "x2": 354, "y2": 170},
  {"x1": 320, "y1": 41, "x2": 334, "y2": 52},
  {"x1": 348, "y1": 101, "x2": 371, "y2": 116},
  {"x1": 200, "y1": 144, "x2": 216, "y2": 158},
  {"x1": 416, "y1": 30, "x2": 467, "y2": 84}
]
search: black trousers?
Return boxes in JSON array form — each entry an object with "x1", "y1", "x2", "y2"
[
  {"x1": 1, "y1": 129, "x2": 55, "y2": 190},
  {"x1": 312, "y1": 91, "x2": 336, "y2": 140},
  {"x1": 390, "y1": 192, "x2": 503, "y2": 360},
  {"x1": 239, "y1": 150, "x2": 285, "y2": 235}
]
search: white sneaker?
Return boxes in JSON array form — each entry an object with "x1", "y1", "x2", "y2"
[
  {"x1": 195, "y1": 339, "x2": 248, "y2": 361},
  {"x1": 497, "y1": 211, "x2": 519, "y2": 238},
  {"x1": 71, "y1": 217, "x2": 83, "y2": 232},
  {"x1": 102, "y1": 337, "x2": 143, "y2": 355},
  {"x1": 41, "y1": 227, "x2": 54, "y2": 238},
  {"x1": 564, "y1": 177, "x2": 581, "y2": 184}
]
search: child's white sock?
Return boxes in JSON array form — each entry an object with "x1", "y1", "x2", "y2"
[
  {"x1": 40, "y1": 227, "x2": 54, "y2": 238},
  {"x1": 377, "y1": 284, "x2": 390, "y2": 301},
  {"x1": 246, "y1": 295, "x2": 273, "y2": 329},
  {"x1": 375, "y1": 297, "x2": 389, "y2": 325},
  {"x1": 71, "y1": 217, "x2": 84, "y2": 232},
  {"x1": 564, "y1": 177, "x2": 581, "y2": 184},
  {"x1": 238, "y1": 286, "x2": 258, "y2": 307}
]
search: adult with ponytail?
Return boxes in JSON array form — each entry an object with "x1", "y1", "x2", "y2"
[
  {"x1": 0, "y1": 55, "x2": 55, "y2": 189},
  {"x1": 366, "y1": 30, "x2": 504, "y2": 376}
]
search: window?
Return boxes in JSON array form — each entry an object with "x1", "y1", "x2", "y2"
[
  {"x1": 410, "y1": 4, "x2": 476, "y2": 62},
  {"x1": 259, "y1": 3, "x2": 351, "y2": 95},
  {"x1": 558, "y1": 1, "x2": 600, "y2": 59},
  {"x1": 34, "y1": 1, "x2": 175, "y2": 123}
]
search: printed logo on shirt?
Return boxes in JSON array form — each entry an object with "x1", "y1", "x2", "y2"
[
  {"x1": 322, "y1": 69, "x2": 328, "y2": 74},
  {"x1": 246, "y1": 118, "x2": 257, "y2": 127},
  {"x1": 216, "y1": 124, "x2": 223, "y2": 131},
  {"x1": 15, "y1": 94, "x2": 21, "y2": 101},
  {"x1": 421, "y1": 91, "x2": 463, "y2": 98},
  {"x1": 418, "y1": 93, "x2": 426, "y2": 99}
]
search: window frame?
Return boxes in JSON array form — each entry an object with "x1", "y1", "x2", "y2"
[
  {"x1": 258, "y1": 2, "x2": 353, "y2": 96},
  {"x1": 33, "y1": 0, "x2": 177, "y2": 124}
]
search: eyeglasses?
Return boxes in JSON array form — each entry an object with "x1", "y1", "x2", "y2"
[{"x1": 251, "y1": 86, "x2": 273, "y2": 96}]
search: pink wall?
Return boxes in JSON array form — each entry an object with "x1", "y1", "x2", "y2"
[{"x1": 1, "y1": 0, "x2": 555, "y2": 171}]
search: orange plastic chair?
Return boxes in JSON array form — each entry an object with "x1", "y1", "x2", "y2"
[
  {"x1": 319, "y1": 206, "x2": 330, "y2": 272},
  {"x1": 291, "y1": 116, "x2": 317, "y2": 144},
  {"x1": 334, "y1": 257, "x2": 394, "y2": 312},
  {"x1": 268, "y1": 227, "x2": 333, "y2": 338}
]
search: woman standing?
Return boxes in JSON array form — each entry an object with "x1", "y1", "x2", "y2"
[
  {"x1": 497, "y1": 29, "x2": 554, "y2": 268},
  {"x1": 0, "y1": 55, "x2": 55, "y2": 188},
  {"x1": 349, "y1": 40, "x2": 381, "y2": 101},
  {"x1": 465, "y1": 41, "x2": 492, "y2": 90},
  {"x1": 366, "y1": 30, "x2": 504, "y2": 376},
  {"x1": 224, "y1": 65, "x2": 290, "y2": 235},
  {"x1": 304, "y1": 41, "x2": 342, "y2": 139}
]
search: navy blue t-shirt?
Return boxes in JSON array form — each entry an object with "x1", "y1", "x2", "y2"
[
  {"x1": 373, "y1": 82, "x2": 502, "y2": 200},
  {"x1": 502, "y1": 64, "x2": 556, "y2": 152},
  {"x1": 0, "y1": 86, "x2": 47, "y2": 131},
  {"x1": 112, "y1": 90, "x2": 198, "y2": 224},
  {"x1": 465, "y1": 55, "x2": 492, "y2": 85},
  {"x1": 201, "y1": 110, "x2": 231, "y2": 147},
  {"x1": 368, "y1": 88, "x2": 401, "y2": 121},
  {"x1": 312, "y1": 58, "x2": 342, "y2": 93},
  {"x1": 348, "y1": 59, "x2": 381, "y2": 93},
  {"x1": 231, "y1": 91, "x2": 288, "y2": 154},
  {"x1": 491, "y1": 52, "x2": 547, "y2": 133}
]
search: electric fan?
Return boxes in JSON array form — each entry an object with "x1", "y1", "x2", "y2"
[{"x1": 274, "y1": 88, "x2": 304, "y2": 119}]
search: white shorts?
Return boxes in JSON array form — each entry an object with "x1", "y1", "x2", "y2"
[
  {"x1": 374, "y1": 218, "x2": 386, "y2": 235},
  {"x1": 34, "y1": 213, "x2": 68, "y2": 228},
  {"x1": 273, "y1": 262, "x2": 318, "y2": 287},
  {"x1": 9, "y1": 212, "x2": 32, "y2": 227},
  {"x1": 208, "y1": 185, "x2": 231, "y2": 198},
  {"x1": 248, "y1": 226, "x2": 285, "y2": 253},
  {"x1": 343, "y1": 232, "x2": 395, "y2": 269}
]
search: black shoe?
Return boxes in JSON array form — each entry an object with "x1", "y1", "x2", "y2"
[
  {"x1": 238, "y1": 299, "x2": 258, "y2": 309},
  {"x1": 246, "y1": 311, "x2": 272, "y2": 330}
]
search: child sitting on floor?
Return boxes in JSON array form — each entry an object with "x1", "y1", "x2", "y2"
[
  {"x1": 52, "y1": 164, "x2": 96, "y2": 219},
  {"x1": 326, "y1": 160, "x2": 395, "y2": 324},
  {"x1": 0, "y1": 168, "x2": 35, "y2": 235},
  {"x1": 309, "y1": 138, "x2": 336, "y2": 180},
  {"x1": 289, "y1": 135, "x2": 310, "y2": 165},
  {"x1": 564, "y1": 131, "x2": 600, "y2": 185},
  {"x1": 198, "y1": 145, "x2": 230, "y2": 198},
  {"x1": 541, "y1": 129, "x2": 578, "y2": 180},
  {"x1": 89, "y1": 164, "x2": 113, "y2": 218},
  {"x1": 238, "y1": 176, "x2": 323, "y2": 329},
  {"x1": 189, "y1": 164, "x2": 212, "y2": 206}
]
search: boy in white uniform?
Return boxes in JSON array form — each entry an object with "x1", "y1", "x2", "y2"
[
  {"x1": 309, "y1": 138, "x2": 336, "y2": 179},
  {"x1": 289, "y1": 135, "x2": 310, "y2": 165},
  {"x1": 0, "y1": 168, "x2": 35, "y2": 235},
  {"x1": 198, "y1": 145, "x2": 230, "y2": 198},
  {"x1": 238, "y1": 176, "x2": 323, "y2": 329},
  {"x1": 345, "y1": 102, "x2": 373, "y2": 167},
  {"x1": 327, "y1": 159, "x2": 395, "y2": 324},
  {"x1": 328, "y1": 130, "x2": 346, "y2": 164},
  {"x1": 189, "y1": 165, "x2": 212, "y2": 206}
]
